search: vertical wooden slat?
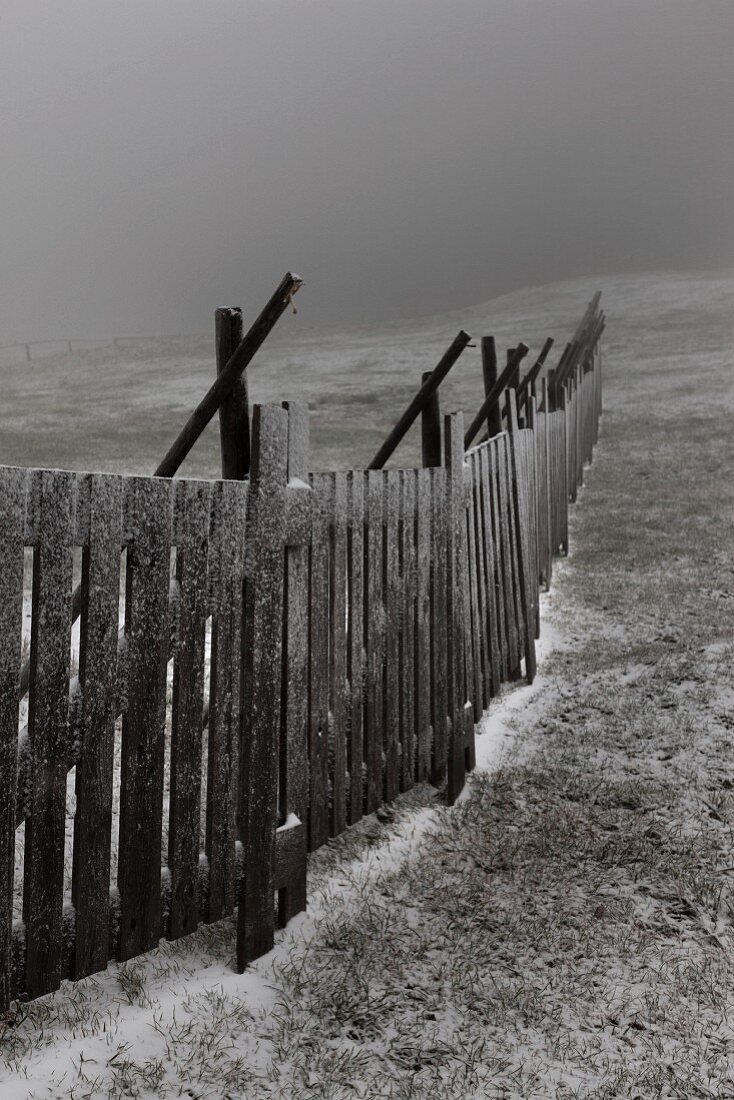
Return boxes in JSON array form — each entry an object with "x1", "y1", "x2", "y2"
[
  {"x1": 330, "y1": 472, "x2": 348, "y2": 836},
  {"x1": 399, "y1": 471, "x2": 417, "y2": 792},
  {"x1": 72, "y1": 473, "x2": 123, "y2": 977},
  {"x1": 430, "y1": 466, "x2": 448, "y2": 785},
  {"x1": 24, "y1": 470, "x2": 74, "y2": 997},
  {"x1": 238, "y1": 404, "x2": 288, "y2": 968},
  {"x1": 487, "y1": 441, "x2": 509, "y2": 684},
  {"x1": 465, "y1": 454, "x2": 484, "y2": 715},
  {"x1": 117, "y1": 476, "x2": 171, "y2": 962},
  {"x1": 364, "y1": 472, "x2": 385, "y2": 813},
  {"x1": 445, "y1": 414, "x2": 471, "y2": 803},
  {"x1": 383, "y1": 473, "x2": 401, "y2": 804},
  {"x1": 506, "y1": 400, "x2": 537, "y2": 685},
  {"x1": 168, "y1": 480, "x2": 210, "y2": 939},
  {"x1": 558, "y1": 391, "x2": 570, "y2": 553},
  {"x1": 0, "y1": 469, "x2": 26, "y2": 1012},
  {"x1": 346, "y1": 471, "x2": 365, "y2": 824},
  {"x1": 470, "y1": 449, "x2": 491, "y2": 702},
  {"x1": 414, "y1": 469, "x2": 432, "y2": 782},
  {"x1": 308, "y1": 474, "x2": 330, "y2": 849},
  {"x1": 206, "y1": 480, "x2": 246, "y2": 920},
  {"x1": 279, "y1": 401, "x2": 310, "y2": 922},
  {"x1": 478, "y1": 446, "x2": 501, "y2": 695},
  {"x1": 496, "y1": 437, "x2": 520, "y2": 676}
]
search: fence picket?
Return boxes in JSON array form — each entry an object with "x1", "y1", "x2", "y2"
[
  {"x1": 168, "y1": 479, "x2": 210, "y2": 939},
  {"x1": 23, "y1": 470, "x2": 74, "y2": 998},
  {"x1": 72, "y1": 473, "x2": 123, "y2": 977},
  {"x1": 117, "y1": 477, "x2": 172, "y2": 962},
  {"x1": 0, "y1": 469, "x2": 26, "y2": 1011},
  {"x1": 347, "y1": 471, "x2": 365, "y2": 823},
  {"x1": 238, "y1": 405, "x2": 289, "y2": 968}
]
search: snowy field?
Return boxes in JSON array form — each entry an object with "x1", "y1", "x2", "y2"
[{"x1": 0, "y1": 270, "x2": 733, "y2": 1097}]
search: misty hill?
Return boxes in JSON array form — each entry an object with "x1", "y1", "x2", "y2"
[{"x1": 0, "y1": 270, "x2": 731, "y2": 476}]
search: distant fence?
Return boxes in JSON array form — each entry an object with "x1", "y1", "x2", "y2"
[
  {"x1": 0, "y1": 277, "x2": 603, "y2": 1009},
  {"x1": 0, "y1": 335, "x2": 208, "y2": 366}
]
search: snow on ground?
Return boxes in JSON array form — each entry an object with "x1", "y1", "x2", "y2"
[{"x1": 1, "y1": 269, "x2": 733, "y2": 1098}]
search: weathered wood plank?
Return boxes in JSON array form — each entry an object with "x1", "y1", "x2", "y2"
[
  {"x1": 495, "y1": 436, "x2": 520, "y2": 676},
  {"x1": 117, "y1": 477, "x2": 172, "y2": 962},
  {"x1": 308, "y1": 474, "x2": 331, "y2": 849},
  {"x1": 168, "y1": 480, "x2": 210, "y2": 939},
  {"x1": 238, "y1": 405, "x2": 289, "y2": 968},
  {"x1": 414, "y1": 469, "x2": 432, "y2": 782},
  {"x1": 364, "y1": 472, "x2": 385, "y2": 812},
  {"x1": 24, "y1": 470, "x2": 74, "y2": 998},
  {"x1": 506, "y1": 398, "x2": 537, "y2": 684},
  {"x1": 206, "y1": 480, "x2": 246, "y2": 921},
  {"x1": 430, "y1": 467, "x2": 448, "y2": 785},
  {"x1": 72, "y1": 473, "x2": 123, "y2": 977},
  {"x1": 465, "y1": 453, "x2": 485, "y2": 715},
  {"x1": 278, "y1": 401, "x2": 310, "y2": 923},
  {"x1": 330, "y1": 472, "x2": 348, "y2": 835},
  {"x1": 0, "y1": 468, "x2": 26, "y2": 1012},
  {"x1": 478, "y1": 446, "x2": 501, "y2": 696},
  {"x1": 399, "y1": 471, "x2": 417, "y2": 791},
  {"x1": 383, "y1": 473, "x2": 401, "y2": 804},
  {"x1": 486, "y1": 441, "x2": 509, "y2": 683},
  {"x1": 346, "y1": 471, "x2": 365, "y2": 824},
  {"x1": 445, "y1": 414, "x2": 470, "y2": 803}
]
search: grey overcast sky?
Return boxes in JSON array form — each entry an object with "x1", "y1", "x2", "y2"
[{"x1": 1, "y1": 0, "x2": 733, "y2": 340}]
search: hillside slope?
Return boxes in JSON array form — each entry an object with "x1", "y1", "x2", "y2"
[{"x1": 1, "y1": 270, "x2": 731, "y2": 475}]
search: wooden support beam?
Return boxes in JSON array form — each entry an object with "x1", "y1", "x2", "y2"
[
  {"x1": 368, "y1": 331, "x2": 472, "y2": 470},
  {"x1": 156, "y1": 272, "x2": 301, "y2": 477},
  {"x1": 463, "y1": 343, "x2": 529, "y2": 450}
]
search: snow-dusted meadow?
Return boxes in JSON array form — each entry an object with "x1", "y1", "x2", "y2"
[{"x1": 1, "y1": 270, "x2": 732, "y2": 1097}]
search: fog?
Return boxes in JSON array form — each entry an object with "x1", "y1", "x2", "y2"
[{"x1": 1, "y1": 0, "x2": 733, "y2": 341}]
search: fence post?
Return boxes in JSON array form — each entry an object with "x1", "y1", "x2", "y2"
[
  {"x1": 238, "y1": 404, "x2": 290, "y2": 970},
  {"x1": 445, "y1": 412, "x2": 473, "y2": 803},
  {"x1": 480, "y1": 337, "x2": 501, "y2": 439},
  {"x1": 420, "y1": 371, "x2": 442, "y2": 467},
  {"x1": 215, "y1": 307, "x2": 250, "y2": 479}
]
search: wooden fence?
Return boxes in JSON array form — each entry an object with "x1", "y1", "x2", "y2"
[{"x1": 0, "y1": 283, "x2": 604, "y2": 1010}]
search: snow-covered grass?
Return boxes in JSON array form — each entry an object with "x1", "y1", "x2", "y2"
[{"x1": 0, "y1": 270, "x2": 732, "y2": 1097}]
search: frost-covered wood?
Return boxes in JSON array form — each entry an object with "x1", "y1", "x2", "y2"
[
  {"x1": 168, "y1": 480, "x2": 210, "y2": 939},
  {"x1": 206, "y1": 479, "x2": 246, "y2": 921},
  {"x1": 72, "y1": 473, "x2": 122, "y2": 978},
  {"x1": 364, "y1": 472, "x2": 385, "y2": 813},
  {"x1": 0, "y1": 469, "x2": 26, "y2": 1013},
  {"x1": 346, "y1": 471, "x2": 365, "y2": 823},
  {"x1": 238, "y1": 404, "x2": 289, "y2": 969},
  {"x1": 24, "y1": 470, "x2": 74, "y2": 999},
  {"x1": 307, "y1": 473, "x2": 331, "y2": 850},
  {"x1": 414, "y1": 469, "x2": 432, "y2": 782},
  {"x1": 399, "y1": 470, "x2": 417, "y2": 791},
  {"x1": 277, "y1": 401, "x2": 309, "y2": 925},
  {"x1": 117, "y1": 477, "x2": 172, "y2": 962},
  {"x1": 330, "y1": 472, "x2": 348, "y2": 834},
  {"x1": 383, "y1": 473, "x2": 401, "y2": 803}
]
